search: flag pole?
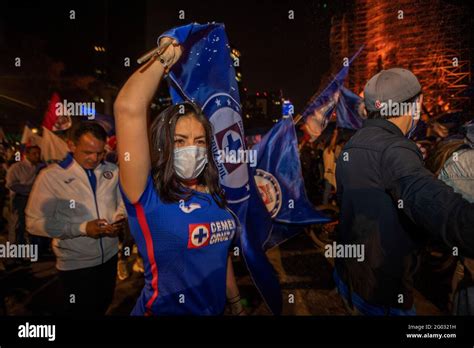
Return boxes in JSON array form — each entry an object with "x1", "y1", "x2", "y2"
[
  {"x1": 0, "y1": 94, "x2": 37, "y2": 109},
  {"x1": 293, "y1": 46, "x2": 364, "y2": 129},
  {"x1": 293, "y1": 114, "x2": 303, "y2": 125}
]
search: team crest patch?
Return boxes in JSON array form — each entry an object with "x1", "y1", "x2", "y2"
[
  {"x1": 214, "y1": 123, "x2": 244, "y2": 175},
  {"x1": 103, "y1": 171, "x2": 113, "y2": 180},
  {"x1": 187, "y1": 219, "x2": 236, "y2": 249},
  {"x1": 254, "y1": 169, "x2": 282, "y2": 218},
  {"x1": 188, "y1": 223, "x2": 211, "y2": 249}
]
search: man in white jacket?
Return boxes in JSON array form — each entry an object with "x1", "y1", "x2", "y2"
[{"x1": 26, "y1": 122, "x2": 125, "y2": 315}]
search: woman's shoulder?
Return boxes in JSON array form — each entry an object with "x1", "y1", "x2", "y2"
[{"x1": 121, "y1": 172, "x2": 161, "y2": 206}]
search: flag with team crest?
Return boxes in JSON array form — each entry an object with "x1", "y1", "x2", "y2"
[
  {"x1": 251, "y1": 116, "x2": 331, "y2": 250},
  {"x1": 159, "y1": 23, "x2": 282, "y2": 314}
]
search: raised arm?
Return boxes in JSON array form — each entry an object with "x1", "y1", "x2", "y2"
[{"x1": 113, "y1": 37, "x2": 182, "y2": 203}]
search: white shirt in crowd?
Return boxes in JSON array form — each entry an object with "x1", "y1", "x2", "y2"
[
  {"x1": 26, "y1": 153, "x2": 125, "y2": 271},
  {"x1": 6, "y1": 159, "x2": 44, "y2": 198}
]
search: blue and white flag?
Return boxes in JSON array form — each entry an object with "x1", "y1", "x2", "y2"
[
  {"x1": 251, "y1": 116, "x2": 331, "y2": 250},
  {"x1": 336, "y1": 86, "x2": 364, "y2": 130},
  {"x1": 301, "y1": 46, "x2": 363, "y2": 141},
  {"x1": 159, "y1": 23, "x2": 282, "y2": 314}
]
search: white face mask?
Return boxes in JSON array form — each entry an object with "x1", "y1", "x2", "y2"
[{"x1": 173, "y1": 146, "x2": 208, "y2": 180}]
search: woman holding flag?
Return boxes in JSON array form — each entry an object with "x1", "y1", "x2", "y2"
[{"x1": 114, "y1": 36, "x2": 244, "y2": 316}]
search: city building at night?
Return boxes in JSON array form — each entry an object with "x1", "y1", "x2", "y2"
[
  {"x1": 242, "y1": 90, "x2": 284, "y2": 130},
  {"x1": 329, "y1": 0, "x2": 472, "y2": 115}
]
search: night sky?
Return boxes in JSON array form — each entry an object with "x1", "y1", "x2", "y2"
[{"x1": 1, "y1": 0, "x2": 348, "y2": 113}]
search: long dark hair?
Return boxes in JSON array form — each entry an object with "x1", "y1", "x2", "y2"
[{"x1": 149, "y1": 101, "x2": 226, "y2": 208}]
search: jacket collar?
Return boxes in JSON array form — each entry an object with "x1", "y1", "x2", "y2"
[
  {"x1": 58, "y1": 153, "x2": 107, "y2": 195},
  {"x1": 58, "y1": 152, "x2": 74, "y2": 169},
  {"x1": 362, "y1": 119, "x2": 405, "y2": 137}
]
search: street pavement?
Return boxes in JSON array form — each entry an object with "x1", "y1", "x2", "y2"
[{"x1": 1, "y1": 231, "x2": 442, "y2": 316}]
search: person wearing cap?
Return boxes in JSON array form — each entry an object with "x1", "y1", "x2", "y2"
[{"x1": 333, "y1": 68, "x2": 474, "y2": 315}]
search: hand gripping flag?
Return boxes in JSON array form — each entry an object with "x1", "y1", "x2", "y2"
[{"x1": 158, "y1": 23, "x2": 282, "y2": 314}]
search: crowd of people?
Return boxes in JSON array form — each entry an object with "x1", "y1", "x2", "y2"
[{"x1": 300, "y1": 69, "x2": 474, "y2": 315}]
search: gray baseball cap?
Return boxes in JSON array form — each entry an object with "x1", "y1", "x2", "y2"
[{"x1": 364, "y1": 68, "x2": 422, "y2": 113}]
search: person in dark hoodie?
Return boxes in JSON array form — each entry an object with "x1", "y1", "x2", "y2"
[{"x1": 334, "y1": 68, "x2": 474, "y2": 315}]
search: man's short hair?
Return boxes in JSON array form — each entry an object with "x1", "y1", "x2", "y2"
[
  {"x1": 25, "y1": 145, "x2": 41, "y2": 153},
  {"x1": 70, "y1": 121, "x2": 107, "y2": 143}
]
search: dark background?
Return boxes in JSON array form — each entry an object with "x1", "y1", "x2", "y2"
[{"x1": 0, "y1": 0, "x2": 349, "y2": 113}]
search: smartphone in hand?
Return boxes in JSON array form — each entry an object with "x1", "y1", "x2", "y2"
[{"x1": 111, "y1": 217, "x2": 126, "y2": 226}]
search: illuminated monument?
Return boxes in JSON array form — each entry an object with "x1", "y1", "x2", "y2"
[{"x1": 330, "y1": 0, "x2": 471, "y2": 115}]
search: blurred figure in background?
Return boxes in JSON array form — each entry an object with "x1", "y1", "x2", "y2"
[
  {"x1": 300, "y1": 140, "x2": 323, "y2": 206},
  {"x1": 6, "y1": 145, "x2": 44, "y2": 246},
  {"x1": 0, "y1": 155, "x2": 8, "y2": 234},
  {"x1": 322, "y1": 128, "x2": 342, "y2": 205},
  {"x1": 415, "y1": 140, "x2": 435, "y2": 161}
]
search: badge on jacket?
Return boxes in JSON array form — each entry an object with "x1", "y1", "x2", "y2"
[{"x1": 103, "y1": 171, "x2": 113, "y2": 180}]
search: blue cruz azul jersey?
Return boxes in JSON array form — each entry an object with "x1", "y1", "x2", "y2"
[{"x1": 120, "y1": 175, "x2": 237, "y2": 315}]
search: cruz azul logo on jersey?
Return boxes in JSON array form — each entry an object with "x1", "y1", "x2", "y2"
[
  {"x1": 188, "y1": 223, "x2": 211, "y2": 248},
  {"x1": 203, "y1": 93, "x2": 249, "y2": 204},
  {"x1": 187, "y1": 219, "x2": 236, "y2": 249}
]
